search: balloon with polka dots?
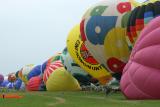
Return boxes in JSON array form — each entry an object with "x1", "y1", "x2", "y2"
[{"x1": 80, "y1": 0, "x2": 134, "y2": 74}]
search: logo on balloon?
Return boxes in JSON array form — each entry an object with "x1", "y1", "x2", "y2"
[{"x1": 74, "y1": 39, "x2": 102, "y2": 71}]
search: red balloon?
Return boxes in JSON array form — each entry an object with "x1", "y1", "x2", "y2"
[{"x1": 27, "y1": 76, "x2": 42, "y2": 91}]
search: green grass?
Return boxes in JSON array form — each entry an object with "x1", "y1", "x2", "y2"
[{"x1": 0, "y1": 91, "x2": 160, "y2": 107}]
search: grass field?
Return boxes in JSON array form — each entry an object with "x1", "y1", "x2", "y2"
[{"x1": 0, "y1": 91, "x2": 160, "y2": 107}]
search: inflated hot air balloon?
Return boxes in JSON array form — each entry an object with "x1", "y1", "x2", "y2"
[
  {"x1": 43, "y1": 54, "x2": 63, "y2": 84},
  {"x1": 61, "y1": 47, "x2": 94, "y2": 86},
  {"x1": 27, "y1": 65, "x2": 42, "y2": 80},
  {"x1": 27, "y1": 76, "x2": 46, "y2": 91},
  {"x1": 121, "y1": 16, "x2": 160, "y2": 99},
  {"x1": 46, "y1": 67, "x2": 81, "y2": 91},
  {"x1": 80, "y1": 0, "x2": 133, "y2": 74},
  {"x1": 18, "y1": 64, "x2": 34, "y2": 84},
  {"x1": 126, "y1": 0, "x2": 160, "y2": 49},
  {"x1": 67, "y1": 25, "x2": 112, "y2": 85},
  {"x1": 14, "y1": 78, "x2": 25, "y2": 90},
  {"x1": 0, "y1": 74, "x2": 4, "y2": 84},
  {"x1": 8, "y1": 73, "x2": 16, "y2": 82}
]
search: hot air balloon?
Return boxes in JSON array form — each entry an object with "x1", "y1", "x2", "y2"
[
  {"x1": 14, "y1": 78, "x2": 25, "y2": 90},
  {"x1": 27, "y1": 76, "x2": 46, "y2": 91},
  {"x1": 121, "y1": 16, "x2": 160, "y2": 99},
  {"x1": 8, "y1": 73, "x2": 16, "y2": 82},
  {"x1": 6, "y1": 82, "x2": 14, "y2": 89},
  {"x1": 0, "y1": 74, "x2": 4, "y2": 84},
  {"x1": 61, "y1": 47, "x2": 94, "y2": 86},
  {"x1": 27, "y1": 65, "x2": 42, "y2": 80},
  {"x1": 1, "y1": 79, "x2": 14, "y2": 89},
  {"x1": 43, "y1": 60, "x2": 63, "y2": 84},
  {"x1": 43, "y1": 53, "x2": 63, "y2": 84},
  {"x1": 18, "y1": 64, "x2": 34, "y2": 84},
  {"x1": 46, "y1": 67, "x2": 81, "y2": 91},
  {"x1": 80, "y1": 0, "x2": 133, "y2": 75},
  {"x1": 126, "y1": 0, "x2": 160, "y2": 49},
  {"x1": 0, "y1": 80, "x2": 9, "y2": 87},
  {"x1": 67, "y1": 25, "x2": 112, "y2": 85}
]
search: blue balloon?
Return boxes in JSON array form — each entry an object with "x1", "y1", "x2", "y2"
[
  {"x1": 0, "y1": 80, "x2": 9, "y2": 87},
  {"x1": 27, "y1": 65, "x2": 42, "y2": 80},
  {"x1": 42, "y1": 61, "x2": 47, "y2": 73},
  {"x1": 7, "y1": 82, "x2": 14, "y2": 89},
  {"x1": 14, "y1": 78, "x2": 22, "y2": 90}
]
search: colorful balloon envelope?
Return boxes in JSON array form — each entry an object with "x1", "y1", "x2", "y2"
[
  {"x1": 61, "y1": 47, "x2": 93, "y2": 86},
  {"x1": 121, "y1": 16, "x2": 160, "y2": 99},
  {"x1": 46, "y1": 67, "x2": 81, "y2": 91},
  {"x1": 27, "y1": 76, "x2": 46, "y2": 91},
  {"x1": 41, "y1": 61, "x2": 47, "y2": 74},
  {"x1": 6, "y1": 82, "x2": 14, "y2": 89},
  {"x1": 80, "y1": 0, "x2": 133, "y2": 74},
  {"x1": 27, "y1": 65, "x2": 42, "y2": 80},
  {"x1": 1, "y1": 79, "x2": 14, "y2": 89},
  {"x1": 126, "y1": 1, "x2": 160, "y2": 49},
  {"x1": 18, "y1": 64, "x2": 35, "y2": 84},
  {"x1": 14, "y1": 78, "x2": 25, "y2": 90},
  {"x1": 43, "y1": 56, "x2": 63, "y2": 84},
  {"x1": 8, "y1": 73, "x2": 16, "y2": 82},
  {"x1": 67, "y1": 25, "x2": 112, "y2": 85},
  {"x1": 0, "y1": 80, "x2": 9, "y2": 87}
]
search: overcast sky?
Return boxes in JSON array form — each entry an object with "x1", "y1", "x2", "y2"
[
  {"x1": 0, "y1": 0, "x2": 98, "y2": 75},
  {"x1": 0, "y1": 0, "x2": 146, "y2": 75}
]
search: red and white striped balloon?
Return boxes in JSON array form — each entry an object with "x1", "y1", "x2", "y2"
[{"x1": 43, "y1": 60, "x2": 63, "y2": 84}]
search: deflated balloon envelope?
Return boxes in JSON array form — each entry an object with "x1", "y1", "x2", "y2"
[
  {"x1": 0, "y1": 80, "x2": 9, "y2": 87},
  {"x1": 46, "y1": 67, "x2": 81, "y2": 91},
  {"x1": 18, "y1": 64, "x2": 35, "y2": 84},
  {"x1": 14, "y1": 78, "x2": 25, "y2": 90},
  {"x1": 1, "y1": 79, "x2": 14, "y2": 89},
  {"x1": 27, "y1": 76, "x2": 46, "y2": 91},
  {"x1": 27, "y1": 65, "x2": 42, "y2": 80},
  {"x1": 43, "y1": 54, "x2": 63, "y2": 84}
]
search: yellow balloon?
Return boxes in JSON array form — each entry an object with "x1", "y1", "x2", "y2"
[
  {"x1": 67, "y1": 25, "x2": 112, "y2": 85},
  {"x1": 129, "y1": 0, "x2": 158, "y2": 6},
  {"x1": 46, "y1": 67, "x2": 81, "y2": 91},
  {"x1": 104, "y1": 28, "x2": 130, "y2": 73}
]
